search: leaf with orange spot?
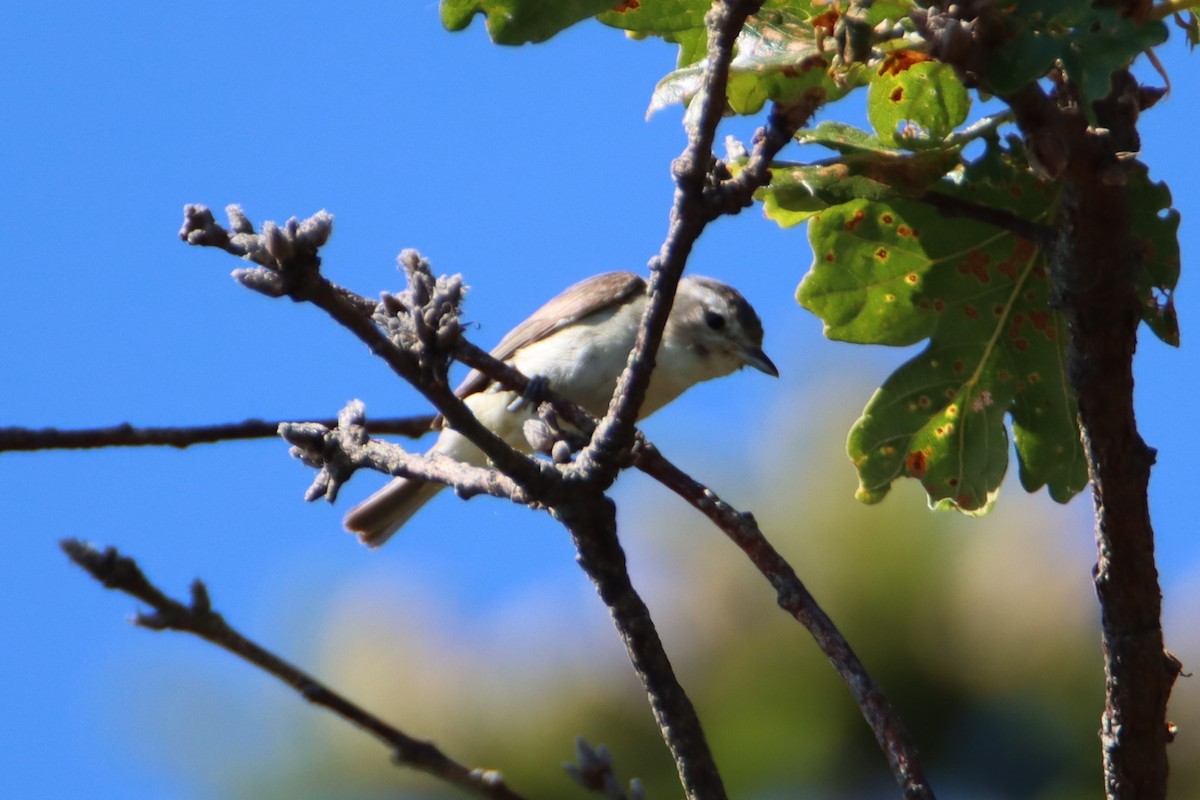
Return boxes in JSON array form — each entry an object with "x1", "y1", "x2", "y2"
[
  {"x1": 802, "y1": 138, "x2": 1090, "y2": 512},
  {"x1": 867, "y1": 59, "x2": 969, "y2": 149}
]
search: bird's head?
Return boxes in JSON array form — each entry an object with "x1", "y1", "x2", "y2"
[{"x1": 668, "y1": 276, "x2": 779, "y2": 381}]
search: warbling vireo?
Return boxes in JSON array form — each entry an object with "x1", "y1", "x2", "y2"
[{"x1": 344, "y1": 271, "x2": 777, "y2": 546}]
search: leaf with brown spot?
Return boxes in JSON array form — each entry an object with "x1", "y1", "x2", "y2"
[{"x1": 802, "y1": 138, "x2": 1089, "y2": 511}]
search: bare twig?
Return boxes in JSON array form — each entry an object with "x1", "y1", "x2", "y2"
[
  {"x1": 916, "y1": 190, "x2": 1054, "y2": 250},
  {"x1": 0, "y1": 416, "x2": 435, "y2": 453},
  {"x1": 560, "y1": 7, "x2": 822, "y2": 791},
  {"x1": 60, "y1": 539, "x2": 529, "y2": 800},
  {"x1": 279, "y1": 400, "x2": 528, "y2": 506},
  {"x1": 565, "y1": 738, "x2": 646, "y2": 800}
]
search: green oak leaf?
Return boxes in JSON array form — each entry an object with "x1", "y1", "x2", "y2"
[
  {"x1": 758, "y1": 126, "x2": 962, "y2": 226},
  {"x1": 440, "y1": 0, "x2": 612, "y2": 45},
  {"x1": 971, "y1": 137, "x2": 1179, "y2": 346},
  {"x1": 867, "y1": 57, "x2": 970, "y2": 149},
  {"x1": 641, "y1": 3, "x2": 880, "y2": 116},
  {"x1": 1128, "y1": 164, "x2": 1181, "y2": 346},
  {"x1": 981, "y1": 1, "x2": 1167, "y2": 121},
  {"x1": 597, "y1": 0, "x2": 709, "y2": 40},
  {"x1": 1181, "y1": 11, "x2": 1199, "y2": 50},
  {"x1": 981, "y1": 0, "x2": 1081, "y2": 95},
  {"x1": 760, "y1": 163, "x2": 898, "y2": 226},
  {"x1": 800, "y1": 139, "x2": 1089, "y2": 511},
  {"x1": 1058, "y1": 15, "x2": 1168, "y2": 119},
  {"x1": 649, "y1": 15, "x2": 848, "y2": 117},
  {"x1": 796, "y1": 120, "x2": 895, "y2": 154}
]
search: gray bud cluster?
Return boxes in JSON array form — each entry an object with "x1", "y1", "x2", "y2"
[{"x1": 373, "y1": 251, "x2": 465, "y2": 384}]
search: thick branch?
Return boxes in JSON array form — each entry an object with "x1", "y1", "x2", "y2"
[
  {"x1": 60, "y1": 540, "x2": 528, "y2": 800},
  {"x1": 921, "y1": 6, "x2": 1180, "y2": 793},
  {"x1": 557, "y1": 498, "x2": 728, "y2": 800},
  {"x1": 1046, "y1": 72, "x2": 1180, "y2": 800}
]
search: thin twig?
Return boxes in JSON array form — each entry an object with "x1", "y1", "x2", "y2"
[
  {"x1": 279, "y1": 403, "x2": 528, "y2": 507},
  {"x1": 59, "y1": 539, "x2": 529, "y2": 800},
  {"x1": 916, "y1": 190, "x2": 1054, "y2": 250},
  {"x1": 565, "y1": 738, "x2": 646, "y2": 800},
  {"x1": 0, "y1": 416, "x2": 435, "y2": 453}
]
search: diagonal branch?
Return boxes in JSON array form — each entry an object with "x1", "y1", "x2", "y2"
[
  {"x1": 916, "y1": 190, "x2": 1055, "y2": 250},
  {"x1": 558, "y1": 497, "x2": 728, "y2": 800},
  {"x1": 635, "y1": 445, "x2": 934, "y2": 800},
  {"x1": 60, "y1": 539, "x2": 529, "y2": 800}
]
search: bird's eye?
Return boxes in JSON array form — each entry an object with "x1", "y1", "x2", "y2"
[{"x1": 704, "y1": 311, "x2": 726, "y2": 331}]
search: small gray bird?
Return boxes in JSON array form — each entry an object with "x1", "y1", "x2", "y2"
[{"x1": 344, "y1": 271, "x2": 777, "y2": 546}]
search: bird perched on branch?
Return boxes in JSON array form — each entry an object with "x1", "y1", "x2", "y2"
[{"x1": 344, "y1": 271, "x2": 777, "y2": 546}]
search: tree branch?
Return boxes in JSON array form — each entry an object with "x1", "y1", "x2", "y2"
[
  {"x1": 278, "y1": 400, "x2": 527, "y2": 507},
  {"x1": 634, "y1": 444, "x2": 935, "y2": 800},
  {"x1": 1044, "y1": 71, "x2": 1181, "y2": 800},
  {"x1": 922, "y1": 4, "x2": 1181, "y2": 794},
  {"x1": 60, "y1": 539, "x2": 529, "y2": 800},
  {"x1": 0, "y1": 416, "x2": 435, "y2": 453},
  {"x1": 456, "y1": 333, "x2": 935, "y2": 798},
  {"x1": 169, "y1": 9, "x2": 889, "y2": 797},
  {"x1": 182, "y1": 205, "x2": 731, "y2": 799},
  {"x1": 180, "y1": 208, "x2": 560, "y2": 503},
  {"x1": 915, "y1": 190, "x2": 1054, "y2": 250},
  {"x1": 576, "y1": 0, "x2": 787, "y2": 484},
  {"x1": 557, "y1": 496, "x2": 728, "y2": 800}
]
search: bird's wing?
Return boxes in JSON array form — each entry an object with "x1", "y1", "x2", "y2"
[{"x1": 454, "y1": 271, "x2": 646, "y2": 399}]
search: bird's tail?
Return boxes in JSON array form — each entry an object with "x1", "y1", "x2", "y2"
[{"x1": 343, "y1": 478, "x2": 445, "y2": 548}]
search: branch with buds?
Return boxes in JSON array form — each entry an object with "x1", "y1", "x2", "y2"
[{"x1": 59, "y1": 3, "x2": 933, "y2": 800}]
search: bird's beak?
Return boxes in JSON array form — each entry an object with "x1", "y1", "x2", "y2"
[{"x1": 740, "y1": 346, "x2": 779, "y2": 377}]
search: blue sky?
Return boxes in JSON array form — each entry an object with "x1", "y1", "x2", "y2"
[{"x1": 2, "y1": 4, "x2": 1197, "y2": 798}]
